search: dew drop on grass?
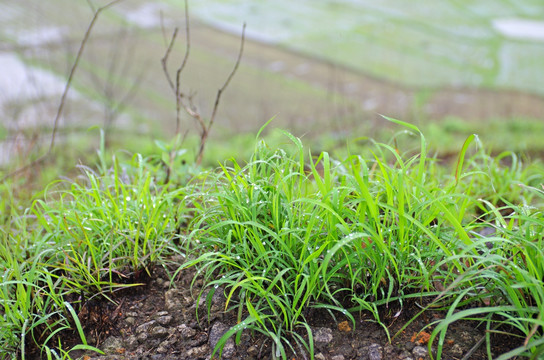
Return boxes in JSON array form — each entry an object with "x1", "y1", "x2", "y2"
[
  {"x1": 236, "y1": 256, "x2": 240, "y2": 260},
  {"x1": 214, "y1": 284, "x2": 219, "y2": 289},
  {"x1": 126, "y1": 196, "x2": 131, "y2": 201}
]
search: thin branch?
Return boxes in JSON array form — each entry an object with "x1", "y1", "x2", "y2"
[
  {"x1": 195, "y1": 23, "x2": 246, "y2": 165},
  {"x1": 161, "y1": 28, "x2": 178, "y2": 93},
  {"x1": 49, "y1": 0, "x2": 123, "y2": 154},
  {"x1": 160, "y1": 0, "x2": 191, "y2": 135},
  {"x1": 1, "y1": 0, "x2": 123, "y2": 182}
]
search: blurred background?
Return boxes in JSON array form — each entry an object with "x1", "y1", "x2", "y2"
[{"x1": 1, "y1": 0, "x2": 544, "y2": 170}]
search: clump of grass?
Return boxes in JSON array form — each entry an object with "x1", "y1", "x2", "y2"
[
  {"x1": 0, "y1": 141, "x2": 190, "y2": 358},
  {"x1": 178, "y1": 119, "x2": 544, "y2": 359}
]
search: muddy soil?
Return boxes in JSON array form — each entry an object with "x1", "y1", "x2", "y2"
[{"x1": 34, "y1": 259, "x2": 521, "y2": 360}]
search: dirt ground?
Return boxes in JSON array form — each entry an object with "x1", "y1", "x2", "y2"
[{"x1": 29, "y1": 259, "x2": 521, "y2": 360}]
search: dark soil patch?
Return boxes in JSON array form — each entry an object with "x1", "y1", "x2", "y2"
[{"x1": 36, "y1": 260, "x2": 521, "y2": 360}]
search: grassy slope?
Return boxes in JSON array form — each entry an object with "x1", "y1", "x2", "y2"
[{"x1": 187, "y1": 0, "x2": 544, "y2": 96}]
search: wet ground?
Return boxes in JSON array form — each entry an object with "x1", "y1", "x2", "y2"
[
  {"x1": 38, "y1": 261, "x2": 520, "y2": 360},
  {"x1": 2, "y1": 1, "x2": 544, "y2": 165}
]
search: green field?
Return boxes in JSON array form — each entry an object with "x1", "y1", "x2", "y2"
[
  {"x1": 1, "y1": 0, "x2": 544, "y2": 167},
  {"x1": 187, "y1": 0, "x2": 544, "y2": 96}
]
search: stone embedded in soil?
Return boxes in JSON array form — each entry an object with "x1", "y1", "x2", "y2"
[
  {"x1": 136, "y1": 320, "x2": 157, "y2": 333},
  {"x1": 412, "y1": 345, "x2": 428, "y2": 358},
  {"x1": 187, "y1": 344, "x2": 210, "y2": 358},
  {"x1": 157, "y1": 314, "x2": 173, "y2": 326},
  {"x1": 367, "y1": 343, "x2": 383, "y2": 360},
  {"x1": 398, "y1": 350, "x2": 414, "y2": 360},
  {"x1": 178, "y1": 324, "x2": 197, "y2": 339},
  {"x1": 164, "y1": 288, "x2": 183, "y2": 310},
  {"x1": 450, "y1": 343, "x2": 464, "y2": 357},
  {"x1": 209, "y1": 322, "x2": 236, "y2": 358},
  {"x1": 101, "y1": 336, "x2": 124, "y2": 355},
  {"x1": 315, "y1": 353, "x2": 327, "y2": 360},
  {"x1": 312, "y1": 327, "x2": 334, "y2": 344},
  {"x1": 125, "y1": 335, "x2": 138, "y2": 349},
  {"x1": 150, "y1": 325, "x2": 169, "y2": 339}
]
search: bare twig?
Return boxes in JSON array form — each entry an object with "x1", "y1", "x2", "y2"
[
  {"x1": 1, "y1": 0, "x2": 123, "y2": 182},
  {"x1": 160, "y1": 0, "x2": 245, "y2": 167},
  {"x1": 161, "y1": 0, "x2": 191, "y2": 135},
  {"x1": 195, "y1": 22, "x2": 246, "y2": 165}
]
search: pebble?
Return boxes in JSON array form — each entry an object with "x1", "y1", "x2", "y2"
[
  {"x1": 368, "y1": 343, "x2": 383, "y2": 360},
  {"x1": 125, "y1": 335, "x2": 138, "y2": 349},
  {"x1": 450, "y1": 343, "x2": 464, "y2": 357},
  {"x1": 101, "y1": 336, "x2": 123, "y2": 355},
  {"x1": 208, "y1": 322, "x2": 236, "y2": 358},
  {"x1": 312, "y1": 327, "x2": 333, "y2": 344},
  {"x1": 164, "y1": 289, "x2": 183, "y2": 310},
  {"x1": 412, "y1": 345, "x2": 428, "y2": 358},
  {"x1": 157, "y1": 315, "x2": 173, "y2": 325},
  {"x1": 150, "y1": 326, "x2": 169, "y2": 339},
  {"x1": 398, "y1": 350, "x2": 414, "y2": 360},
  {"x1": 136, "y1": 320, "x2": 156, "y2": 333},
  {"x1": 178, "y1": 324, "x2": 197, "y2": 339},
  {"x1": 186, "y1": 344, "x2": 209, "y2": 358}
]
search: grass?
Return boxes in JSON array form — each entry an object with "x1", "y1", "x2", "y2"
[
  {"x1": 1, "y1": 121, "x2": 544, "y2": 359},
  {"x1": 172, "y1": 119, "x2": 543, "y2": 359},
  {"x1": 188, "y1": 0, "x2": 544, "y2": 96}
]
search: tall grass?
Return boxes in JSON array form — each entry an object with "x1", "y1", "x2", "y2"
[
  {"x1": 178, "y1": 121, "x2": 544, "y2": 359},
  {"x1": 1, "y1": 121, "x2": 543, "y2": 359},
  {"x1": 0, "y1": 143, "x2": 188, "y2": 359}
]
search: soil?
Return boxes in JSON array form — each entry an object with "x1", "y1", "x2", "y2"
[{"x1": 29, "y1": 258, "x2": 522, "y2": 360}]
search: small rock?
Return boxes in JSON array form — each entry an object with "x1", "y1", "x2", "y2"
[
  {"x1": 190, "y1": 332, "x2": 208, "y2": 347},
  {"x1": 187, "y1": 344, "x2": 210, "y2": 358},
  {"x1": 125, "y1": 335, "x2": 138, "y2": 349},
  {"x1": 312, "y1": 327, "x2": 333, "y2": 344},
  {"x1": 150, "y1": 326, "x2": 169, "y2": 339},
  {"x1": 383, "y1": 344, "x2": 395, "y2": 357},
  {"x1": 101, "y1": 336, "x2": 124, "y2": 355},
  {"x1": 368, "y1": 343, "x2": 383, "y2": 360},
  {"x1": 156, "y1": 343, "x2": 168, "y2": 353},
  {"x1": 125, "y1": 311, "x2": 139, "y2": 317},
  {"x1": 137, "y1": 332, "x2": 148, "y2": 343},
  {"x1": 331, "y1": 355, "x2": 345, "y2": 360},
  {"x1": 398, "y1": 350, "x2": 414, "y2": 360},
  {"x1": 405, "y1": 341, "x2": 415, "y2": 351},
  {"x1": 209, "y1": 322, "x2": 236, "y2": 358},
  {"x1": 136, "y1": 320, "x2": 157, "y2": 334},
  {"x1": 412, "y1": 345, "x2": 428, "y2": 358},
  {"x1": 315, "y1": 353, "x2": 326, "y2": 360},
  {"x1": 157, "y1": 315, "x2": 173, "y2": 326},
  {"x1": 178, "y1": 324, "x2": 197, "y2": 339},
  {"x1": 125, "y1": 316, "x2": 136, "y2": 326},
  {"x1": 164, "y1": 289, "x2": 182, "y2": 310},
  {"x1": 448, "y1": 343, "x2": 462, "y2": 356}
]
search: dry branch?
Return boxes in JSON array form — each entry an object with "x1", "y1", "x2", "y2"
[
  {"x1": 161, "y1": 0, "x2": 246, "y2": 166},
  {"x1": 1, "y1": 0, "x2": 123, "y2": 182}
]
